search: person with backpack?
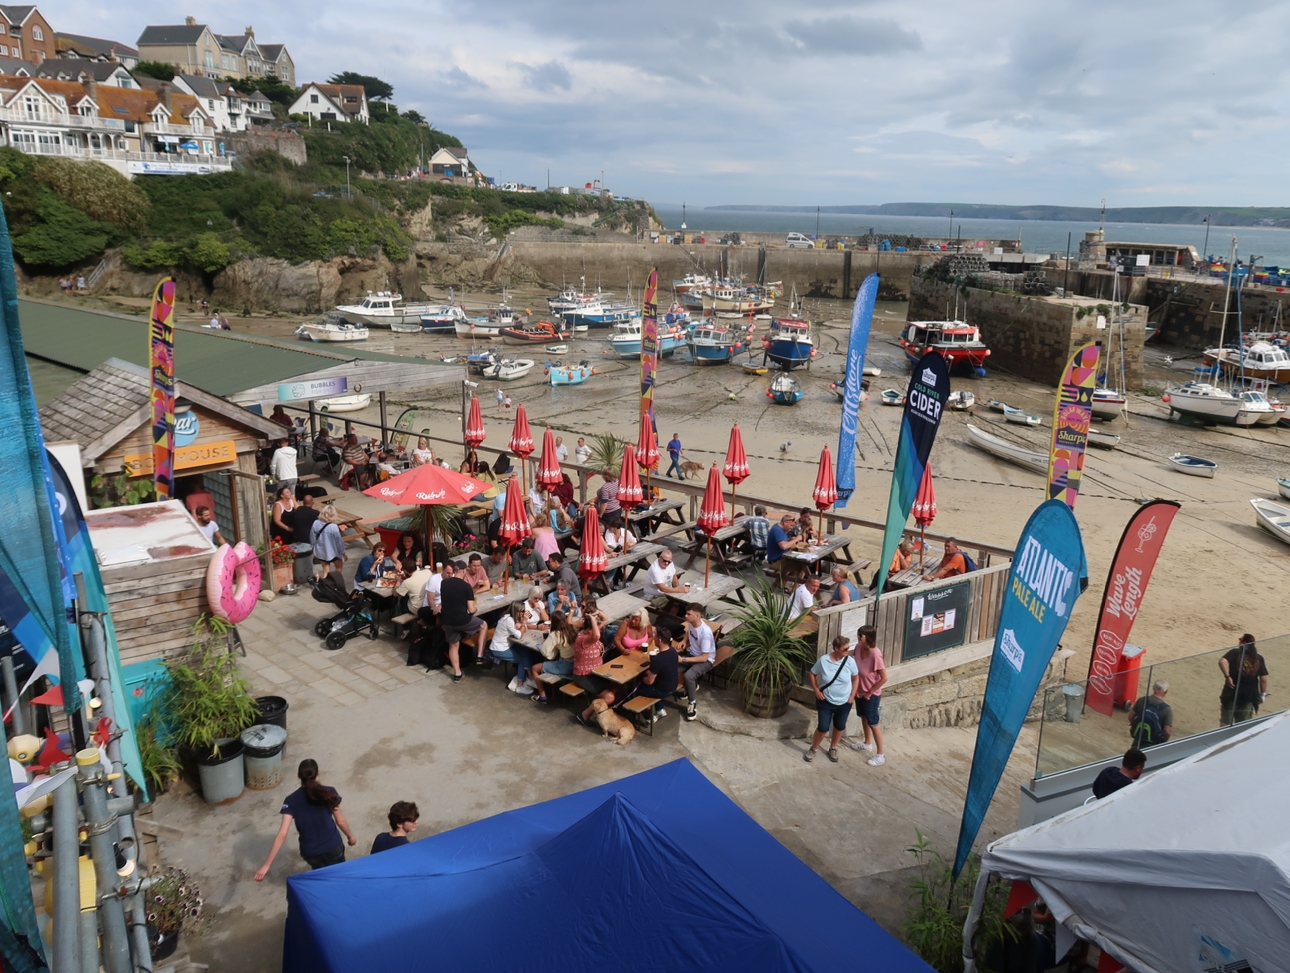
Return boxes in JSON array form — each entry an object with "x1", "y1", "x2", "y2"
[
  {"x1": 925, "y1": 538, "x2": 977, "y2": 581},
  {"x1": 1128, "y1": 680, "x2": 1173, "y2": 747}
]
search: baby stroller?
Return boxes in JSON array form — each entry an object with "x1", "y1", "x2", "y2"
[{"x1": 310, "y1": 574, "x2": 377, "y2": 650}]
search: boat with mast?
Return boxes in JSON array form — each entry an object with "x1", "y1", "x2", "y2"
[{"x1": 1092, "y1": 266, "x2": 1130, "y2": 420}]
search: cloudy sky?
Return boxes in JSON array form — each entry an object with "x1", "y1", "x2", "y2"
[{"x1": 56, "y1": 1, "x2": 1290, "y2": 206}]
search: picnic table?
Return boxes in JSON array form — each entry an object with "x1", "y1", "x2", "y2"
[
  {"x1": 661, "y1": 572, "x2": 747, "y2": 610},
  {"x1": 886, "y1": 566, "x2": 924, "y2": 590},
  {"x1": 590, "y1": 542, "x2": 665, "y2": 594},
  {"x1": 627, "y1": 499, "x2": 686, "y2": 538},
  {"x1": 358, "y1": 579, "x2": 403, "y2": 634},
  {"x1": 594, "y1": 649, "x2": 650, "y2": 685},
  {"x1": 681, "y1": 520, "x2": 751, "y2": 572},
  {"x1": 594, "y1": 590, "x2": 651, "y2": 624},
  {"x1": 779, "y1": 534, "x2": 854, "y2": 583},
  {"x1": 473, "y1": 578, "x2": 554, "y2": 616},
  {"x1": 330, "y1": 507, "x2": 380, "y2": 550}
]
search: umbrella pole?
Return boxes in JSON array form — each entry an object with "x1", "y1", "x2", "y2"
[
  {"x1": 705, "y1": 535, "x2": 712, "y2": 587},
  {"x1": 503, "y1": 546, "x2": 510, "y2": 595},
  {"x1": 730, "y1": 482, "x2": 737, "y2": 521},
  {"x1": 920, "y1": 525, "x2": 926, "y2": 574}
]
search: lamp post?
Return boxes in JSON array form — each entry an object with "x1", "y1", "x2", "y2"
[
  {"x1": 342, "y1": 155, "x2": 351, "y2": 198},
  {"x1": 1202, "y1": 214, "x2": 1211, "y2": 264},
  {"x1": 681, "y1": 202, "x2": 686, "y2": 230},
  {"x1": 948, "y1": 209, "x2": 953, "y2": 243}
]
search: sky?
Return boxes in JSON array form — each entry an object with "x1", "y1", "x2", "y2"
[{"x1": 51, "y1": 1, "x2": 1290, "y2": 207}]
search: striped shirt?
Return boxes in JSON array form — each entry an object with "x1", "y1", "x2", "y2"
[{"x1": 596, "y1": 480, "x2": 621, "y2": 515}]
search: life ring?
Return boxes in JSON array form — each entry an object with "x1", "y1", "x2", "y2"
[
  {"x1": 206, "y1": 542, "x2": 262, "y2": 624},
  {"x1": 353, "y1": 383, "x2": 363, "y2": 393}
]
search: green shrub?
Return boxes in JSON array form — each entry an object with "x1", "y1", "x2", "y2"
[
  {"x1": 11, "y1": 191, "x2": 113, "y2": 268},
  {"x1": 184, "y1": 232, "x2": 232, "y2": 273},
  {"x1": 123, "y1": 239, "x2": 182, "y2": 270},
  {"x1": 32, "y1": 157, "x2": 150, "y2": 232}
]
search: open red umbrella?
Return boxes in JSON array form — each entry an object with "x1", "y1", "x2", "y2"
[
  {"x1": 536, "y1": 427, "x2": 563, "y2": 489},
  {"x1": 636, "y1": 413, "x2": 660, "y2": 492},
  {"x1": 464, "y1": 394, "x2": 486, "y2": 463},
  {"x1": 509, "y1": 403, "x2": 535, "y2": 495},
  {"x1": 812, "y1": 446, "x2": 838, "y2": 539},
  {"x1": 722, "y1": 423, "x2": 750, "y2": 520},
  {"x1": 578, "y1": 504, "x2": 607, "y2": 581},
  {"x1": 617, "y1": 443, "x2": 644, "y2": 507},
  {"x1": 364, "y1": 464, "x2": 493, "y2": 556},
  {"x1": 497, "y1": 475, "x2": 532, "y2": 593},
  {"x1": 697, "y1": 462, "x2": 730, "y2": 586},
  {"x1": 911, "y1": 463, "x2": 937, "y2": 573}
]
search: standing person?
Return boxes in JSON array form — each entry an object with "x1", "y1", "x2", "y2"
[
  {"x1": 496, "y1": 387, "x2": 505, "y2": 414},
  {"x1": 292, "y1": 493, "x2": 320, "y2": 546},
  {"x1": 595, "y1": 470, "x2": 621, "y2": 519},
  {"x1": 418, "y1": 561, "x2": 450, "y2": 625},
  {"x1": 371, "y1": 802, "x2": 419, "y2": 854},
  {"x1": 847, "y1": 625, "x2": 888, "y2": 766},
  {"x1": 1092, "y1": 748, "x2": 1146, "y2": 799},
  {"x1": 554, "y1": 436, "x2": 569, "y2": 463},
  {"x1": 439, "y1": 560, "x2": 483, "y2": 681},
  {"x1": 679, "y1": 607, "x2": 716, "y2": 722},
  {"x1": 806, "y1": 636, "x2": 859, "y2": 764},
  {"x1": 270, "y1": 485, "x2": 297, "y2": 545},
  {"x1": 309, "y1": 506, "x2": 346, "y2": 579},
  {"x1": 254, "y1": 759, "x2": 356, "y2": 880},
  {"x1": 194, "y1": 505, "x2": 227, "y2": 546},
  {"x1": 1128, "y1": 680, "x2": 1174, "y2": 747},
  {"x1": 665, "y1": 432, "x2": 683, "y2": 478},
  {"x1": 503, "y1": 393, "x2": 512, "y2": 414},
  {"x1": 1219, "y1": 634, "x2": 1269, "y2": 725},
  {"x1": 574, "y1": 437, "x2": 591, "y2": 465}
]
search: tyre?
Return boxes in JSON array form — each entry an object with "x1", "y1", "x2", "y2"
[
  {"x1": 314, "y1": 619, "x2": 331, "y2": 638},
  {"x1": 324, "y1": 630, "x2": 347, "y2": 651}
]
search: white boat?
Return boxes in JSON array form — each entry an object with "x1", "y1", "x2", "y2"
[
  {"x1": 1166, "y1": 453, "x2": 1217, "y2": 478},
  {"x1": 545, "y1": 343, "x2": 569, "y2": 354},
  {"x1": 987, "y1": 400, "x2": 1008, "y2": 413},
  {"x1": 317, "y1": 392, "x2": 372, "y2": 413},
  {"x1": 862, "y1": 365, "x2": 882, "y2": 377},
  {"x1": 1003, "y1": 406, "x2": 1041, "y2": 427},
  {"x1": 1091, "y1": 387, "x2": 1128, "y2": 421},
  {"x1": 335, "y1": 291, "x2": 438, "y2": 328},
  {"x1": 482, "y1": 358, "x2": 535, "y2": 381},
  {"x1": 1203, "y1": 341, "x2": 1290, "y2": 384},
  {"x1": 1251, "y1": 498, "x2": 1290, "y2": 545},
  {"x1": 879, "y1": 389, "x2": 905, "y2": 407},
  {"x1": 420, "y1": 304, "x2": 470, "y2": 333},
  {"x1": 965, "y1": 423, "x2": 1048, "y2": 475},
  {"x1": 390, "y1": 320, "x2": 424, "y2": 334},
  {"x1": 1087, "y1": 429, "x2": 1121, "y2": 450},
  {"x1": 1276, "y1": 478, "x2": 1290, "y2": 501},
  {"x1": 296, "y1": 319, "x2": 369, "y2": 342},
  {"x1": 454, "y1": 318, "x2": 502, "y2": 338},
  {"x1": 949, "y1": 390, "x2": 975, "y2": 411},
  {"x1": 1239, "y1": 389, "x2": 1282, "y2": 427},
  {"x1": 1165, "y1": 382, "x2": 1259, "y2": 427}
]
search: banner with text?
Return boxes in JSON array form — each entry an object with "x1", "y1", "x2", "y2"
[
  {"x1": 1084, "y1": 500, "x2": 1180, "y2": 716},
  {"x1": 874, "y1": 350, "x2": 950, "y2": 597},
  {"x1": 640, "y1": 268, "x2": 659, "y2": 433},
  {"x1": 148, "y1": 277, "x2": 177, "y2": 499},
  {"x1": 1046, "y1": 342, "x2": 1099, "y2": 509},
  {"x1": 835, "y1": 272, "x2": 878, "y2": 508},
  {"x1": 278, "y1": 376, "x2": 349, "y2": 402},
  {"x1": 954, "y1": 499, "x2": 1088, "y2": 878}
]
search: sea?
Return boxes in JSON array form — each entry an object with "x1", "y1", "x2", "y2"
[{"x1": 649, "y1": 206, "x2": 1290, "y2": 267}]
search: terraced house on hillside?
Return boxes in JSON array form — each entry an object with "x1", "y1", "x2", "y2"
[
  {"x1": 0, "y1": 4, "x2": 54, "y2": 64},
  {"x1": 136, "y1": 18, "x2": 292, "y2": 82}
]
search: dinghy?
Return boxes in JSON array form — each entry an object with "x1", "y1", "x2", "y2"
[
  {"x1": 1087, "y1": 429, "x2": 1121, "y2": 450},
  {"x1": 1278, "y1": 477, "x2": 1290, "y2": 501},
  {"x1": 949, "y1": 390, "x2": 975, "y2": 411},
  {"x1": 1166, "y1": 453, "x2": 1217, "y2": 478},
  {"x1": 1003, "y1": 406, "x2": 1040, "y2": 427},
  {"x1": 482, "y1": 358, "x2": 535, "y2": 381},
  {"x1": 965, "y1": 423, "x2": 1048, "y2": 475},
  {"x1": 767, "y1": 373, "x2": 803, "y2": 405},
  {"x1": 317, "y1": 392, "x2": 371, "y2": 413},
  {"x1": 1251, "y1": 497, "x2": 1290, "y2": 546},
  {"x1": 548, "y1": 360, "x2": 595, "y2": 386},
  {"x1": 879, "y1": 389, "x2": 905, "y2": 407}
]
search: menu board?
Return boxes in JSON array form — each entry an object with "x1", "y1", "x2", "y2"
[{"x1": 904, "y1": 580, "x2": 971, "y2": 659}]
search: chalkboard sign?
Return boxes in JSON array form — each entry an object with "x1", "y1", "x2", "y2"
[{"x1": 904, "y1": 581, "x2": 971, "y2": 659}]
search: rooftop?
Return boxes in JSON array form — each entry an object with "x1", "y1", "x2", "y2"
[
  {"x1": 137, "y1": 24, "x2": 209, "y2": 46},
  {"x1": 54, "y1": 33, "x2": 140, "y2": 59}
]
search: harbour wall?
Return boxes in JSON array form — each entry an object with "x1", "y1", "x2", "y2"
[
  {"x1": 909, "y1": 276, "x2": 1148, "y2": 388},
  {"x1": 417, "y1": 240, "x2": 931, "y2": 301}
]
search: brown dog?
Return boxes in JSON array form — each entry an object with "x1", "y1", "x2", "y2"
[
  {"x1": 678, "y1": 459, "x2": 704, "y2": 480},
  {"x1": 591, "y1": 698, "x2": 636, "y2": 745}
]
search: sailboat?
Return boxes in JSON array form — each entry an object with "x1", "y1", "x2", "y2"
[{"x1": 1091, "y1": 267, "x2": 1129, "y2": 421}]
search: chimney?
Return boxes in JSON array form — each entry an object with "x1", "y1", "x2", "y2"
[
  {"x1": 245, "y1": 25, "x2": 254, "y2": 38},
  {"x1": 185, "y1": 16, "x2": 196, "y2": 26},
  {"x1": 84, "y1": 75, "x2": 97, "y2": 103},
  {"x1": 159, "y1": 82, "x2": 173, "y2": 113}
]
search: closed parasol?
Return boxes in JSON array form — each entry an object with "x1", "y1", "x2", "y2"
[
  {"x1": 722, "y1": 423, "x2": 749, "y2": 520},
  {"x1": 697, "y1": 462, "x2": 730, "y2": 586},
  {"x1": 618, "y1": 443, "x2": 644, "y2": 507},
  {"x1": 465, "y1": 395, "x2": 486, "y2": 448},
  {"x1": 509, "y1": 403, "x2": 535, "y2": 495},
  {"x1": 536, "y1": 428, "x2": 563, "y2": 490},
  {"x1": 911, "y1": 463, "x2": 937, "y2": 572},
  {"x1": 812, "y1": 446, "x2": 838, "y2": 538},
  {"x1": 497, "y1": 475, "x2": 532, "y2": 593},
  {"x1": 636, "y1": 412, "x2": 660, "y2": 473},
  {"x1": 578, "y1": 504, "x2": 607, "y2": 581}
]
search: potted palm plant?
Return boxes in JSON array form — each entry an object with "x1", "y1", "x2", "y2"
[
  {"x1": 145, "y1": 865, "x2": 208, "y2": 961},
  {"x1": 161, "y1": 616, "x2": 258, "y2": 804},
  {"x1": 728, "y1": 583, "x2": 815, "y2": 718}
]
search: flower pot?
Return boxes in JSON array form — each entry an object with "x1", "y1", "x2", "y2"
[
  {"x1": 741, "y1": 679, "x2": 791, "y2": 720},
  {"x1": 147, "y1": 926, "x2": 179, "y2": 962},
  {"x1": 271, "y1": 560, "x2": 294, "y2": 592},
  {"x1": 195, "y1": 738, "x2": 245, "y2": 805}
]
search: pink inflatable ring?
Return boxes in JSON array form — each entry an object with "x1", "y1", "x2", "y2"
[{"x1": 206, "y1": 542, "x2": 262, "y2": 624}]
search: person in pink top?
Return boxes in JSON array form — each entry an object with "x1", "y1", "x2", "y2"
[
  {"x1": 847, "y1": 625, "x2": 889, "y2": 766},
  {"x1": 530, "y1": 514, "x2": 560, "y2": 561}
]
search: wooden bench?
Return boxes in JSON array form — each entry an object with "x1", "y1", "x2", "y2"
[
  {"x1": 559, "y1": 682, "x2": 586, "y2": 701},
  {"x1": 704, "y1": 643, "x2": 738, "y2": 690},
  {"x1": 647, "y1": 519, "x2": 697, "y2": 542},
  {"x1": 391, "y1": 612, "x2": 418, "y2": 638},
  {"x1": 620, "y1": 694, "x2": 663, "y2": 735}
]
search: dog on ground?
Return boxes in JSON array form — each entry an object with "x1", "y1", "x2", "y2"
[
  {"x1": 591, "y1": 698, "x2": 636, "y2": 745},
  {"x1": 678, "y1": 459, "x2": 704, "y2": 480}
]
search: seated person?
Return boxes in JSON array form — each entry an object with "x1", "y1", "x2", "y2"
[
  {"x1": 511, "y1": 537, "x2": 548, "y2": 579},
  {"x1": 371, "y1": 801, "x2": 419, "y2": 854},
  {"x1": 394, "y1": 534, "x2": 423, "y2": 575},
  {"x1": 679, "y1": 607, "x2": 717, "y2": 721},
  {"x1": 925, "y1": 539, "x2": 971, "y2": 581},
  {"x1": 643, "y1": 551, "x2": 686, "y2": 607},
  {"x1": 527, "y1": 484, "x2": 549, "y2": 517},
  {"x1": 828, "y1": 565, "x2": 859, "y2": 605},
  {"x1": 743, "y1": 505, "x2": 770, "y2": 558},
  {"x1": 546, "y1": 552, "x2": 581, "y2": 599},
  {"x1": 890, "y1": 539, "x2": 914, "y2": 575},
  {"x1": 549, "y1": 503, "x2": 574, "y2": 543},
  {"x1": 573, "y1": 612, "x2": 618, "y2": 726},
  {"x1": 417, "y1": 563, "x2": 449, "y2": 625},
  {"x1": 375, "y1": 452, "x2": 400, "y2": 481},
  {"x1": 486, "y1": 516, "x2": 504, "y2": 553},
  {"x1": 340, "y1": 435, "x2": 370, "y2": 490},
  {"x1": 790, "y1": 575, "x2": 822, "y2": 620},
  {"x1": 602, "y1": 514, "x2": 637, "y2": 588},
  {"x1": 492, "y1": 451, "x2": 512, "y2": 477},
  {"x1": 614, "y1": 608, "x2": 653, "y2": 657},
  {"x1": 1092, "y1": 748, "x2": 1146, "y2": 799},
  {"x1": 547, "y1": 579, "x2": 582, "y2": 621},
  {"x1": 791, "y1": 507, "x2": 817, "y2": 544},
  {"x1": 616, "y1": 624, "x2": 681, "y2": 724},
  {"x1": 766, "y1": 513, "x2": 807, "y2": 573},
  {"x1": 529, "y1": 611, "x2": 580, "y2": 703},
  {"x1": 483, "y1": 548, "x2": 509, "y2": 585},
  {"x1": 554, "y1": 473, "x2": 575, "y2": 510},
  {"x1": 396, "y1": 561, "x2": 435, "y2": 616},
  {"x1": 354, "y1": 543, "x2": 398, "y2": 588},
  {"x1": 461, "y1": 553, "x2": 491, "y2": 593},
  {"x1": 521, "y1": 587, "x2": 550, "y2": 630},
  {"x1": 486, "y1": 603, "x2": 540, "y2": 694}
]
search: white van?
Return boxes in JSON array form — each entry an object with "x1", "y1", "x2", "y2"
[{"x1": 785, "y1": 232, "x2": 814, "y2": 249}]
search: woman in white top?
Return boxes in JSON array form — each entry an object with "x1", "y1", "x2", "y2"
[
  {"x1": 602, "y1": 516, "x2": 636, "y2": 589},
  {"x1": 522, "y1": 587, "x2": 550, "y2": 630},
  {"x1": 488, "y1": 604, "x2": 539, "y2": 694},
  {"x1": 411, "y1": 437, "x2": 435, "y2": 467}
]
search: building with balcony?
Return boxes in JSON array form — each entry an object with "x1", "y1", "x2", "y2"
[
  {"x1": 35, "y1": 59, "x2": 138, "y2": 89},
  {"x1": 170, "y1": 73, "x2": 244, "y2": 132},
  {"x1": 0, "y1": 75, "x2": 230, "y2": 175},
  {"x1": 289, "y1": 82, "x2": 369, "y2": 124},
  {"x1": 137, "y1": 18, "x2": 292, "y2": 81},
  {"x1": 0, "y1": 5, "x2": 54, "y2": 64}
]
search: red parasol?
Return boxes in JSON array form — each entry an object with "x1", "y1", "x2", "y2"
[
  {"x1": 636, "y1": 413, "x2": 660, "y2": 471},
  {"x1": 497, "y1": 475, "x2": 532, "y2": 593},
  {"x1": 617, "y1": 443, "x2": 644, "y2": 506},
  {"x1": 812, "y1": 446, "x2": 838, "y2": 538},
  {"x1": 911, "y1": 463, "x2": 937, "y2": 572},
  {"x1": 464, "y1": 395, "x2": 486, "y2": 448},
  {"x1": 536, "y1": 427, "x2": 563, "y2": 489},
  {"x1": 697, "y1": 462, "x2": 730, "y2": 586},
  {"x1": 722, "y1": 423, "x2": 750, "y2": 520},
  {"x1": 578, "y1": 504, "x2": 607, "y2": 581},
  {"x1": 509, "y1": 403, "x2": 535, "y2": 496},
  {"x1": 363, "y1": 464, "x2": 492, "y2": 506}
]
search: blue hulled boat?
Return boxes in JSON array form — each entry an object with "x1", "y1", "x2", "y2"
[
  {"x1": 768, "y1": 372, "x2": 803, "y2": 405},
  {"x1": 687, "y1": 322, "x2": 737, "y2": 365},
  {"x1": 763, "y1": 316, "x2": 815, "y2": 371}
]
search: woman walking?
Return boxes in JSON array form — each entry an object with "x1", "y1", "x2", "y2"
[
  {"x1": 310, "y1": 505, "x2": 346, "y2": 579},
  {"x1": 254, "y1": 759, "x2": 356, "y2": 880}
]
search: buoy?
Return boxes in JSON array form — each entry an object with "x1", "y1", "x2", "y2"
[{"x1": 1161, "y1": 393, "x2": 1171, "y2": 403}]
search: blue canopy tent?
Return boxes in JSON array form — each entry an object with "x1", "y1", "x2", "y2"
[{"x1": 284, "y1": 759, "x2": 932, "y2": 972}]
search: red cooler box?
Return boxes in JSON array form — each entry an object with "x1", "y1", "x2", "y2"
[{"x1": 1112, "y1": 643, "x2": 1146, "y2": 710}]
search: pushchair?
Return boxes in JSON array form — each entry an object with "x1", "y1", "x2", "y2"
[{"x1": 310, "y1": 574, "x2": 377, "y2": 650}]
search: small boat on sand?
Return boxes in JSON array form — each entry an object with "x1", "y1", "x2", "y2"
[
  {"x1": 1167, "y1": 453, "x2": 1217, "y2": 478},
  {"x1": 502, "y1": 321, "x2": 569, "y2": 345},
  {"x1": 545, "y1": 344, "x2": 569, "y2": 354},
  {"x1": 1087, "y1": 429, "x2": 1121, "y2": 450},
  {"x1": 1251, "y1": 497, "x2": 1290, "y2": 545},
  {"x1": 547, "y1": 360, "x2": 595, "y2": 386},
  {"x1": 879, "y1": 389, "x2": 905, "y2": 407},
  {"x1": 296, "y1": 318, "x2": 369, "y2": 342},
  {"x1": 965, "y1": 423, "x2": 1047, "y2": 475},
  {"x1": 949, "y1": 390, "x2": 975, "y2": 411},
  {"x1": 317, "y1": 392, "x2": 371, "y2": 413},
  {"x1": 1003, "y1": 406, "x2": 1041, "y2": 427},
  {"x1": 768, "y1": 373, "x2": 803, "y2": 405},
  {"x1": 482, "y1": 358, "x2": 535, "y2": 381},
  {"x1": 987, "y1": 399, "x2": 1008, "y2": 412},
  {"x1": 1278, "y1": 477, "x2": 1290, "y2": 501}
]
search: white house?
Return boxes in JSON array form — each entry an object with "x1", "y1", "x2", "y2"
[
  {"x1": 36, "y1": 59, "x2": 137, "y2": 89},
  {"x1": 430, "y1": 145, "x2": 469, "y2": 179},
  {"x1": 171, "y1": 73, "x2": 243, "y2": 132},
  {"x1": 289, "y1": 82, "x2": 368, "y2": 124}
]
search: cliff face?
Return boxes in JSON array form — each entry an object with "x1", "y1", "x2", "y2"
[{"x1": 211, "y1": 252, "x2": 424, "y2": 313}]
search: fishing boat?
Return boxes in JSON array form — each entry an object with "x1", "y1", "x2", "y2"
[
  {"x1": 606, "y1": 318, "x2": 687, "y2": 359},
  {"x1": 767, "y1": 373, "x2": 803, "y2": 405},
  {"x1": 1202, "y1": 341, "x2": 1290, "y2": 384},
  {"x1": 1164, "y1": 382, "x2": 1260, "y2": 426},
  {"x1": 317, "y1": 392, "x2": 371, "y2": 413},
  {"x1": 547, "y1": 360, "x2": 596, "y2": 386},
  {"x1": 899, "y1": 319, "x2": 990, "y2": 375},
  {"x1": 466, "y1": 351, "x2": 497, "y2": 374},
  {"x1": 1087, "y1": 429, "x2": 1121, "y2": 449},
  {"x1": 763, "y1": 316, "x2": 815, "y2": 371},
  {"x1": 1277, "y1": 478, "x2": 1290, "y2": 501},
  {"x1": 335, "y1": 291, "x2": 438, "y2": 328},
  {"x1": 420, "y1": 304, "x2": 471, "y2": 333},
  {"x1": 701, "y1": 283, "x2": 775, "y2": 315},
  {"x1": 1166, "y1": 453, "x2": 1218, "y2": 478},
  {"x1": 502, "y1": 320, "x2": 569, "y2": 345},
  {"x1": 965, "y1": 423, "x2": 1048, "y2": 475},
  {"x1": 949, "y1": 390, "x2": 975, "y2": 411},
  {"x1": 454, "y1": 317, "x2": 503, "y2": 338},
  {"x1": 879, "y1": 389, "x2": 905, "y2": 407},
  {"x1": 1251, "y1": 498, "x2": 1290, "y2": 545},
  {"x1": 1091, "y1": 387, "x2": 1128, "y2": 421},
  {"x1": 671, "y1": 273, "x2": 711, "y2": 296},
  {"x1": 481, "y1": 358, "x2": 535, "y2": 381},
  {"x1": 1239, "y1": 389, "x2": 1283, "y2": 426},
  {"x1": 687, "y1": 322, "x2": 738, "y2": 365},
  {"x1": 545, "y1": 343, "x2": 569, "y2": 355},
  {"x1": 296, "y1": 317, "x2": 369, "y2": 342},
  {"x1": 561, "y1": 296, "x2": 638, "y2": 329},
  {"x1": 1003, "y1": 406, "x2": 1041, "y2": 427}
]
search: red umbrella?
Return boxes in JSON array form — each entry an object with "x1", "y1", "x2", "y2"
[
  {"x1": 911, "y1": 463, "x2": 937, "y2": 573},
  {"x1": 509, "y1": 403, "x2": 535, "y2": 496},
  {"x1": 536, "y1": 427, "x2": 563, "y2": 489},
  {"x1": 364, "y1": 464, "x2": 493, "y2": 557},
  {"x1": 617, "y1": 443, "x2": 644, "y2": 507},
  {"x1": 636, "y1": 412, "x2": 660, "y2": 472},
  {"x1": 697, "y1": 462, "x2": 730, "y2": 586},
  {"x1": 722, "y1": 423, "x2": 750, "y2": 520},
  {"x1": 497, "y1": 475, "x2": 532, "y2": 593},
  {"x1": 578, "y1": 504, "x2": 607, "y2": 581},
  {"x1": 464, "y1": 395, "x2": 486, "y2": 448},
  {"x1": 812, "y1": 446, "x2": 838, "y2": 539}
]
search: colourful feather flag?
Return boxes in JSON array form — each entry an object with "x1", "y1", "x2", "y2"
[
  {"x1": 148, "y1": 278, "x2": 177, "y2": 499},
  {"x1": 1046, "y1": 342, "x2": 1099, "y2": 510}
]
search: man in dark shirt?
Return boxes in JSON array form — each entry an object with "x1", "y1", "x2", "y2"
[
  {"x1": 439, "y1": 560, "x2": 483, "y2": 682},
  {"x1": 1219, "y1": 634, "x2": 1269, "y2": 725},
  {"x1": 618, "y1": 623, "x2": 681, "y2": 724},
  {"x1": 511, "y1": 538, "x2": 547, "y2": 578},
  {"x1": 292, "y1": 494, "x2": 320, "y2": 546},
  {"x1": 547, "y1": 552, "x2": 581, "y2": 599},
  {"x1": 371, "y1": 801, "x2": 419, "y2": 854},
  {"x1": 1092, "y1": 748, "x2": 1146, "y2": 799}
]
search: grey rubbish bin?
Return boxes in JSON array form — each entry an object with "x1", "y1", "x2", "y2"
[
  {"x1": 292, "y1": 542, "x2": 314, "y2": 584},
  {"x1": 241, "y1": 724, "x2": 289, "y2": 790}
]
